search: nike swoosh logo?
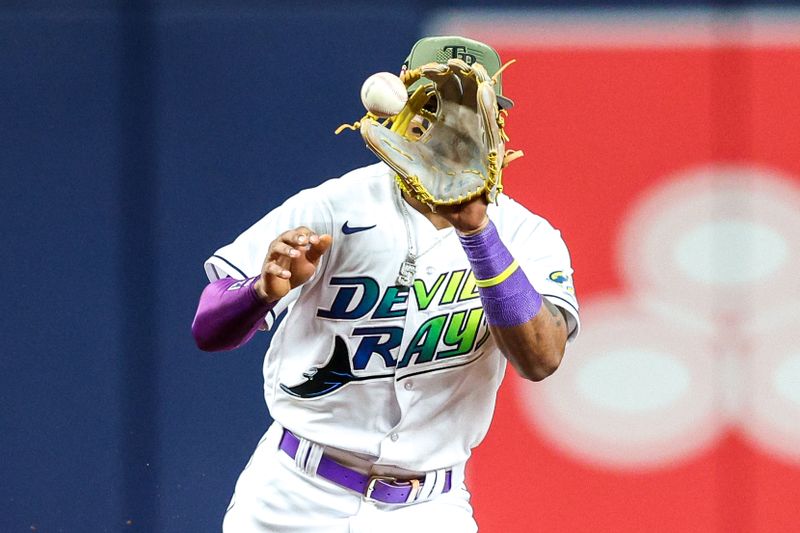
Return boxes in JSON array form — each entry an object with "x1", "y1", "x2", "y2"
[{"x1": 342, "y1": 221, "x2": 377, "y2": 235}]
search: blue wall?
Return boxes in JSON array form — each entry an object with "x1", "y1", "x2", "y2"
[{"x1": 1, "y1": 1, "x2": 794, "y2": 531}]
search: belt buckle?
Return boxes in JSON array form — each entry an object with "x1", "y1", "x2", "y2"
[
  {"x1": 364, "y1": 475, "x2": 422, "y2": 503},
  {"x1": 365, "y1": 475, "x2": 396, "y2": 501}
]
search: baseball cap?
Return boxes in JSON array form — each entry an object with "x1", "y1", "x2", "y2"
[{"x1": 402, "y1": 35, "x2": 514, "y2": 109}]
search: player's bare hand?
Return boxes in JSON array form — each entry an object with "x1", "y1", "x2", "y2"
[
  {"x1": 437, "y1": 195, "x2": 489, "y2": 235},
  {"x1": 254, "y1": 227, "x2": 333, "y2": 303}
]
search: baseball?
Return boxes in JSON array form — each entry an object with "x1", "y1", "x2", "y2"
[{"x1": 360, "y1": 72, "x2": 408, "y2": 117}]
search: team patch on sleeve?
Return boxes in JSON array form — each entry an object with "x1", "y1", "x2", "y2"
[{"x1": 549, "y1": 271, "x2": 575, "y2": 293}]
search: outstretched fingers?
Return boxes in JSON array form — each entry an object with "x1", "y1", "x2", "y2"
[
  {"x1": 266, "y1": 226, "x2": 332, "y2": 277},
  {"x1": 263, "y1": 260, "x2": 292, "y2": 280},
  {"x1": 271, "y1": 227, "x2": 317, "y2": 254},
  {"x1": 258, "y1": 226, "x2": 331, "y2": 302},
  {"x1": 305, "y1": 234, "x2": 333, "y2": 264},
  {"x1": 266, "y1": 231, "x2": 303, "y2": 279}
]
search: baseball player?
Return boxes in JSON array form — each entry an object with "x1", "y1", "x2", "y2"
[{"x1": 192, "y1": 36, "x2": 579, "y2": 532}]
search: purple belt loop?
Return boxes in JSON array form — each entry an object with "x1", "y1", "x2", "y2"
[{"x1": 278, "y1": 429, "x2": 452, "y2": 504}]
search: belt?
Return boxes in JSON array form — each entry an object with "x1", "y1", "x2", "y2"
[{"x1": 279, "y1": 429, "x2": 452, "y2": 504}]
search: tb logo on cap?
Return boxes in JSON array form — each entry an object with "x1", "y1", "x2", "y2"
[{"x1": 442, "y1": 45, "x2": 476, "y2": 65}]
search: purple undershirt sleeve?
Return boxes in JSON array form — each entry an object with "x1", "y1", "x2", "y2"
[{"x1": 191, "y1": 276, "x2": 276, "y2": 352}]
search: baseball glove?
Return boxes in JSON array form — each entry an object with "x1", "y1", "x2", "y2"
[{"x1": 338, "y1": 59, "x2": 522, "y2": 209}]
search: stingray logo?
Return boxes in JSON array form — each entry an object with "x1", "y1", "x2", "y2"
[
  {"x1": 549, "y1": 271, "x2": 569, "y2": 283},
  {"x1": 280, "y1": 336, "x2": 393, "y2": 398}
]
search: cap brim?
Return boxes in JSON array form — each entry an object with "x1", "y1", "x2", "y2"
[{"x1": 407, "y1": 81, "x2": 515, "y2": 110}]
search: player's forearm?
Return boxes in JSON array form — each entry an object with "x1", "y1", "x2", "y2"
[
  {"x1": 191, "y1": 277, "x2": 275, "y2": 352},
  {"x1": 489, "y1": 300, "x2": 567, "y2": 381},
  {"x1": 458, "y1": 220, "x2": 566, "y2": 381}
]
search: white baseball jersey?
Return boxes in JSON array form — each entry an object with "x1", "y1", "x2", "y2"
[{"x1": 204, "y1": 162, "x2": 579, "y2": 472}]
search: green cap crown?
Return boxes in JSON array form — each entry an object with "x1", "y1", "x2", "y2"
[{"x1": 402, "y1": 35, "x2": 513, "y2": 109}]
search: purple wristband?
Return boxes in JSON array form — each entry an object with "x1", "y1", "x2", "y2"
[
  {"x1": 458, "y1": 220, "x2": 542, "y2": 327},
  {"x1": 191, "y1": 276, "x2": 275, "y2": 351}
]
